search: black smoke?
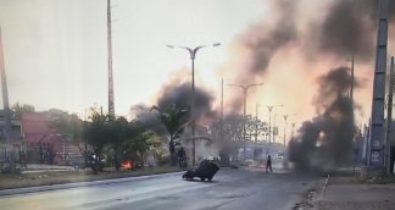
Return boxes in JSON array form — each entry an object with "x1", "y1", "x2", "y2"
[
  {"x1": 238, "y1": 0, "x2": 298, "y2": 78},
  {"x1": 227, "y1": 0, "x2": 394, "y2": 112},
  {"x1": 228, "y1": 0, "x2": 298, "y2": 111},
  {"x1": 288, "y1": 67, "x2": 357, "y2": 170},
  {"x1": 310, "y1": 0, "x2": 395, "y2": 60},
  {"x1": 132, "y1": 82, "x2": 215, "y2": 135},
  {"x1": 131, "y1": 104, "x2": 166, "y2": 135},
  {"x1": 157, "y1": 82, "x2": 215, "y2": 121}
]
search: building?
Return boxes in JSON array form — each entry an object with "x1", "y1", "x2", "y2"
[{"x1": 0, "y1": 110, "x2": 23, "y2": 164}]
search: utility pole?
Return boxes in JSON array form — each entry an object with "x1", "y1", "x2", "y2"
[
  {"x1": 0, "y1": 27, "x2": 15, "y2": 173},
  {"x1": 268, "y1": 106, "x2": 273, "y2": 143},
  {"x1": 349, "y1": 56, "x2": 355, "y2": 103},
  {"x1": 273, "y1": 114, "x2": 277, "y2": 143},
  {"x1": 228, "y1": 83, "x2": 263, "y2": 160},
  {"x1": 167, "y1": 43, "x2": 220, "y2": 166},
  {"x1": 283, "y1": 115, "x2": 288, "y2": 153},
  {"x1": 220, "y1": 79, "x2": 224, "y2": 143},
  {"x1": 266, "y1": 105, "x2": 282, "y2": 144},
  {"x1": 107, "y1": 0, "x2": 115, "y2": 116},
  {"x1": 367, "y1": 0, "x2": 389, "y2": 170},
  {"x1": 255, "y1": 103, "x2": 260, "y2": 142},
  {"x1": 385, "y1": 57, "x2": 394, "y2": 175},
  {"x1": 291, "y1": 122, "x2": 296, "y2": 140}
]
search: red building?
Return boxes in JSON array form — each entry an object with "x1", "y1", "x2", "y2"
[{"x1": 20, "y1": 112, "x2": 80, "y2": 164}]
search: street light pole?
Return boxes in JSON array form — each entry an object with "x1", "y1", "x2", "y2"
[
  {"x1": 255, "y1": 102, "x2": 260, "y2": 142},
  {"x1": 228, "y1": 83, "x2": 263, "y2": 160},
  {"x1": 0, "y1": 27, "x2": 15, "y2": 173},
  {"x1": 167, "y1": 43, "x2": 220, "y2": 166},
  {"x1": 283, "y1": 115, "x2": 288, "y2": 154},
  {"x1": 291, "y1": 122, "x2": 296, "y2": 140},
  {"x1": 221, "y1": 79, "x2": 224, "y2": 143},
  {"x1": 266, "y1": 105, "x2": 283, "y2": 144},
  {"x1": 268, "y1": 106, "x2": 273, "y2": 143}
]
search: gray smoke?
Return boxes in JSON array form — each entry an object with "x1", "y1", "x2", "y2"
[
  {"x1": 310, "y1": 0, "x2": 395, "y2": 60},
  {"x1": 130, "y1": 104, "x2": 166, "y2": 135},
  {"x1": 288, "y1": 67, "x2": 358, "y2": 170},
  {"x1": 132, "y1": 82, "x2": 215, "y2": 136},
  {"x1": 238, "y1": 0, "x2": 298, "y2": 78},
  {"x1": 228, "y1": 0, "x2": 298, "y2": 111},
  {"x1": 228, "y1": 0, "x2": 394, "y2": 112},
  {"x1": 157, "y1": 82, "x2": 215, "y2": 121}
]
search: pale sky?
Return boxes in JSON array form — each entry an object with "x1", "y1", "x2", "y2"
[{"x1": 0, "y1": 0, "x2": 269, "y2": 117}]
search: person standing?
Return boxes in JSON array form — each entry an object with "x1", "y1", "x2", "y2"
[
  {"x1": 266, "y1": 155, "x2": 272, "y2": 173},
  {"x1": 177, "y1": 146, "x2": 187, "y2": 169}
]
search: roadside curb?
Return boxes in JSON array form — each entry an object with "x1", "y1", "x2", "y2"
[
  {"x1": 0, "y1": 171, "x2": 183, "y2": 197},
  {"x1": 292, "y1": 175, "x2": 330, "y2": 210}
]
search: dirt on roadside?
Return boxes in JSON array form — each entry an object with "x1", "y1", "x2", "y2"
[{"x1": 0, "y1": 166, "x2": 181, "y2": 190}]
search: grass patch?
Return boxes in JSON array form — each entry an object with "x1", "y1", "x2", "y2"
[{"x1": 0, "y1": 166, "x2": 181, "y2": 190}]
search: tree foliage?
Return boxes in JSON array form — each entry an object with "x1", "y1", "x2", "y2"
[
  {"x1": 12, "y1": 102, "x2": 35, "y2": 118},
  {"x1": 50, "y1": 107, "x2": 153, "y2": 171},
  {"x1": 151, "y1": 104, "x2": 189, "y2": 165}
]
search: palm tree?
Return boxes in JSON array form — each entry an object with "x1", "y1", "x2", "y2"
[{"x1": 151, "y1": 104, "x2": 189, "y2": 165}]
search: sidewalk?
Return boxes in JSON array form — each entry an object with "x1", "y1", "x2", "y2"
[
  {"x1": 313, "y1": 176, "x2": 395, "y2": 210},
  {"x1": 20, "y1": 164, "x2": 76, "y2": 174}
]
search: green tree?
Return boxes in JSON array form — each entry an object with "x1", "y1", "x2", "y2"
[
  {"x1": 12, "y1": 102, "x2": 35, "y2": 118},
  {"x1": 151, "y1": 104, "x2": 188, "y2": 165},
  {"x1": 122, "y1": 121, "x2": 152, "y2": 167},
  {"x1": 108, "y1": 116, "x2": 130, "y2": 171},
  {"x1": 51, "y1": 113, "x2": 84, "y2": 147},
  {"x1": 83, "y1": 109, "x2": 110, "y2": 159}
]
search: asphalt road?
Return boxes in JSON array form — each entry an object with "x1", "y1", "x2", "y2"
[{"x1": 0, "y1": 167, "x2": 319, "y2": 210}]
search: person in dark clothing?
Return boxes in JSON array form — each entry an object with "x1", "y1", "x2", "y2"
[
  {"x1": 177, "y1": 146, "x2": 187, "y2": 169},
  {"x1": 266, "y1": 155, "x2": 272, "y2": 173}
]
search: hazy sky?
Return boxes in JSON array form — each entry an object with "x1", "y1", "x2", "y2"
[{"x1": 0, "y1": 0, "x2": 268, "y2": 117}]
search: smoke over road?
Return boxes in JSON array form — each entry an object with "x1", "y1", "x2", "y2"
[
  {"x1": 308, "y1": 0, "x2": 395, "y2": 60},
  {"x1": 288, "y1": 67, "x2": 358, "y2": 170},
  {"x1": 131, "y1": 0, "x2": 393, "y2": 164}
]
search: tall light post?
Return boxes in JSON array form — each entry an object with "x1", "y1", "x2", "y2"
[
  {"x1": 266, "y1": 105, "x2": 283, "y2": 144},
  {"x1": 255, "y1": 102, "x2": 261, "y2": 142},
  {"x1": 0, "y1": 27, "x2": 15, "y2": 173},
  {"x1": 228, "y1": 83, "x2": 263, "y2": 160},
  {"x1": 291, "y1": 122, "x2": 296, "y2": 140},
  {"x1": 167, "y1": 43, "x2": 220, "y2": 166},
  {"x1": 283, "y1": 115, "x2": 288, "y2": 154},
  {"x1": 107, "y1": 0, "x2": 115, "y2": 116}
]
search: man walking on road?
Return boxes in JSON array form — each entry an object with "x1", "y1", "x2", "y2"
[{"x1": 266, "y1": 155, "x2": 272, "y2": 173}]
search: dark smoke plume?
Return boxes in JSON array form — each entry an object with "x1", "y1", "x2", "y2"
[
  {"x1": 130, "y1": 104, "x2": 166, "y2": 135},
  {"x1": 238, "y1": 0, "x2": 298, "y2": 78},
  {"x1": 228, "y1": 0, "x2": 298, "y2": 111},
  {"x1": 288, "y1": 67, "x2": 357, "y2": 170},
  {"x1": 157, "y1": 81, "x2": 215, "y2": 121},
  {"x1": 132, "y1": 82, "x2": 215, "y2": 136},
  {"x1": 310, "y1": 0, "x2": 395, "y2": 60}
]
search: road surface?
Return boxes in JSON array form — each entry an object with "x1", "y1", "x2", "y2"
[{"x1": 0, "y1": 167, "x2": 319, "y2": 210}]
